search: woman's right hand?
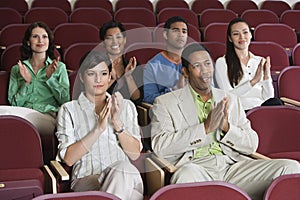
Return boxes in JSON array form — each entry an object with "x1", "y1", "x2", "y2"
[
  {"x1": 96, "y1": 97, "x2": 111, "y2": 133},
  {"x1": 250, "y1": 58, "x2": 264, "y2": 86},
  {"x1": 18, "y1": 60, "x2": 31, "y2": 84}
]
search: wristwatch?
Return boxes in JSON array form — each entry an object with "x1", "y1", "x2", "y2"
[{"x1": 114, "y1": 126, "x2": 124, "y2": 135}]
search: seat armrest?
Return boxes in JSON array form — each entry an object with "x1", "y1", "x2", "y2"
[
  {"x1": 150, "y1": 153, "x2": 177, "y2": 173},
  {"x1": 140, "y1": 102, "x2": 153, "y2": 110},
  {"x1": 137, "y1": 102, "x2": 153, "y2": 126},
  {"x1": 145, "y1": 157, "x2": 164, "y2": 196},
  {"x1": 145, "y1": 153, "x2": 177, "y2": 195},
  {"x1": 50, "y1": 160, "x2": 70, "y2": 181},
  {"x1": 136, "y1": 105, "x2": 149, "y2": 126},
  {"x1": 250, "y1": 152, "x2": 271, "y2": 160},
  {"x1": 280, "y1": 97, "x2": 300, "y2": 107},
  {"x1": 43, "y1": 165, "x2": 57, "y2": 194}
]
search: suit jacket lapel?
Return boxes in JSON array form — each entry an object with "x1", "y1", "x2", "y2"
[
  {"x1": 176, "y1": 86, "x2": 227, "y2": 127},
  {"x1": 177, "y1": 85, "x2": 199, "y2": 126}
]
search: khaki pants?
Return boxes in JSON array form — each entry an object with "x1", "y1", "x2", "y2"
[
  {"x1": 72, "y1": 161, "x2": 144, "y2": 200},
  {"x1": 171, "y1": 155, "x2": 300, "y2": 200}
]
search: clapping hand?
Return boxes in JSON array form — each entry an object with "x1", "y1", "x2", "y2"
[
  {"x1": 46, "y1": 56, "x2": 60, "y2": 79},
  {"x1": 97, "y1": 97, "x2": 111, "y2": 132},
  {"x1": 250, "y1": 58, "x2": 264, "y2": 86},
  {"x1": 111, "y1": 92, "x2": 123, "y2": 124},
  {"x1": 263, "y1": 56, "x2": 271, "y2": 80},
  {"x1": 205, "y1": 97, "x2": 229, "y2": 134},
  {"x1": 18, "y1": 60, "x2": 31, "y2": 84},
  {"x1": 125, "y1": 57, "x2": 137, "y2": 77}
]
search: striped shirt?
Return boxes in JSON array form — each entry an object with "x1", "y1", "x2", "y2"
[{"x1": 56, "y1": 93, "x2": 142, "y2": 182}]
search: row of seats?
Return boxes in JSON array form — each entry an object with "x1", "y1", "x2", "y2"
[
  {"x1": 1, "y1": 25, "x2": 299, "y2": 71},
  {"x1": 28, "y1": 174, "x2": 300, "y2": 200},
  {"x1": 2, "y1": 62, "x2": 300, "y2": 107},
  {"x1": 2, "y1": 5, "x2": 300, "y2": 31},
  {"x1": 1, "y1": 104, "x2": 300, "y2": 199},
  {"x1": 0, "y1": 7, "x2": 299, "y2": 61},
  {"x1": 0, "y1": 39, "x2": 299, "y2": 99},
  {"x1": 2, "y1": 0, "x2": 300, "y2": 17},
  {"x1": 0, "y1": 17, "x2": 298, "y2": 49},
  {"x1": 1, "y1": 50, "x2": 299, "y2": 104}
]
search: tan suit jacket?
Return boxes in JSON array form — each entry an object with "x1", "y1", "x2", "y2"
[{"x1": 150, "y1": 85, "x2": 259, "y2": 167}]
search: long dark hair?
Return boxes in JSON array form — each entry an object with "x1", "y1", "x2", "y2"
[
  {"x1": 225, "y1": 18, "x2": 250, "y2": 87},
  {"x1": 20, "y1": 21, "x2": 55, "y2": 60}
]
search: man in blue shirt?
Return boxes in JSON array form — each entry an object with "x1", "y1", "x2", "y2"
[{"x1": 143, "y1": 16, "x2": 188, "y2": 104}]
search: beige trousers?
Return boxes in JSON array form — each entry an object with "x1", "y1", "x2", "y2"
[
  {"x1": 171, "y1": 155, "x2": 300, "y2": 200},
  {"x1": 72, "y1": 161, "x2": 144, "y2": 200}
]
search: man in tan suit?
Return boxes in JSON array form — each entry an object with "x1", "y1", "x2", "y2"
[{"x1": 150, "y1": 43, "x2": 300, "y2": 200}]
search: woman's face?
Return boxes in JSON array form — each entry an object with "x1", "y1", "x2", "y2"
[
  {"x1": 103, "y1": 27, "x2": 126, "y2": 56},
  {"x1": 80, "y1": 61, "x2": 111, "y2": 100},
  {"x1": 229, "y1": 22, "x2": 252, "y2": 51},
  {"x1": 28, "y1": 27, "x2": 49, "y2": 53}
]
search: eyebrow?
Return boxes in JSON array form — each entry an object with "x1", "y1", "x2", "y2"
[
  {"x1": 232, "y1": 28, "x2": 249, "y2": 32},
  {"x1": 171, "y1": 27, "x2": 187, "y2": 30},
  {"x1": 86, "y1": 69, "x2": 108, "y2": 73},
  {"x1": 105, "y1": 32, "x2": 122, "y2": 36},
  {"x1": 192, "y1": 59, "x2": 211, "y2": 64}
]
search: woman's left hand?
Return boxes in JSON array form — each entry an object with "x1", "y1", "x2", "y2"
[
  {"x1": 124, "y1": 57, "x2": 137, "y2": 77},
  {"x1": 263, "y1": 56, "x2": 271, "y2": 80},
  {"x1": 46, "y1": 56, "x2": 59, "y2": 78},
  {"x1": 111, "y1": 92, "x2": 124, "y2": 130}
]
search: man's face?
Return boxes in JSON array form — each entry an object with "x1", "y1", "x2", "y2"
[
  {"x1": 164, "y1": 22, "x2": 188, "y2": 50},
  {"x1": 186, "y1": 50, "x2": 214, "y2": 94}
]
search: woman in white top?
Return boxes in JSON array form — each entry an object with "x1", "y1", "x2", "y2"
[
  {"x1": 214, "y1": 18, "x2": 275, "y2": 111},
  {"x1": 56, "y1": 51, "x2": 143, "y2": 200}
]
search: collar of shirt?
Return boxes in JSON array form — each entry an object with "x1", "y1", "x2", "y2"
[
  {"x1": 23, "y1": 56, "x2": 53, "y2": 68},
  {"x1": 189, "y1": 85, "x2": 214, "y2": 123},
  {"x1": 161, "y1": 51, "x2": 182, "y2": 66},
  {"x1": 78, "y1": 92, "x2": 111, "y2": 113}
]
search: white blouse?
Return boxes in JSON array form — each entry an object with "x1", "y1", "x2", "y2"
[{"x1": 214, "y1": 52, "x2": 274, "y2": 110}]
